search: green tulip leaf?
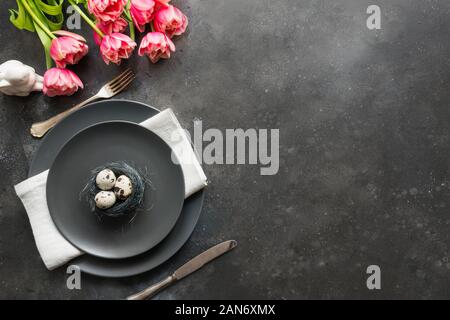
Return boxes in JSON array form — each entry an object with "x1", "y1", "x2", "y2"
[
  {"x1": 9, "y1": 0, "x2": 65, "y2": 32},
  {"x1": 33, "y1": 20, "x2": 53, "y2": 69},
  {"x1": 33, "y1": 0, "x2": 64, "y2": 31},
  {"x1": 9, "y1": 0, "x2": 35, "y2": 32}
]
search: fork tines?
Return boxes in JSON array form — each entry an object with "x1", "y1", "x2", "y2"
[{"x1": 108, "y1": 68, "x2": 136, "y2": 94}]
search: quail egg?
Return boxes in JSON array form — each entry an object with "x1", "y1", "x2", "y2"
[
  {"x1": 96, "y1": 169, "x2": 116, "y2": 190},
  {"x1": 114, "y1": 175, "x2": 133, "y2": 200},
  {"x1": 94, "y1": 191, "x2": 116, "y2": 209}
]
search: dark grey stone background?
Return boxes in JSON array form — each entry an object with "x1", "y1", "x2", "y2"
[{"x1": 1, "y1": 0, "x2": 450, "y2": 299}]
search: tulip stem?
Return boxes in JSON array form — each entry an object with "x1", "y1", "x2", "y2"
[
  {"x1": 124, "y1": 1, "x2": 135, "y2": 40},
  {"x1": 68, "y1": 0, "x2": 105, "y2": 38},
  {"x1": 19, "y1": 0, "x2": 56, "y2": 39},
  {"x1": 32, "y1": 21, "x2": 53, "y2": 69},
  {"x1": 129, "y1": 20, "x2": 135, "y2": 41}
]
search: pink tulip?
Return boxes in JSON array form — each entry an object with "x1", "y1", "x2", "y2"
[
  {"x1": 100, "y1": 33, "x2": 137, "y2": 65},
  {"x1": 154, "y1": 0, "x2": 170, "y2": 10},
  {"x1": 153, "y1": 5, "x2": 188, "y2": 38},
  {"x1": 138, "y1": 32, "x2": 175, "y2": 63},
  {"x1": 43, "y1": 68, "x2": 83, "y2": 97},
  {"x1": 130, "y1": 0, "x2": 155, "y2": 32},
  {"x1": 50, "y1": 31, "x2": 88, "y2": 68},
  {"x1": 93, "y1": 17, "x2": 128, "y2": 45},
  {"x1": 87, "y1": 0, "x2": 127, "y2": 23}
]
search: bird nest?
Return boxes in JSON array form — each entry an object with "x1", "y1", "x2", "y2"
[{"x1": 80, "y1": 161, "x2": 151, "y2": 217}]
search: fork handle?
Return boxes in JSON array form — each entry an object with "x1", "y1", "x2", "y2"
[{"x1": 30, "y1": 95, "x2": 100, "y2": 138}]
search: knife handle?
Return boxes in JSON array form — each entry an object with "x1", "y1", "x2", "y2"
[{"x1": 127, "y1": 275, "x2": 176, "y2": 300}]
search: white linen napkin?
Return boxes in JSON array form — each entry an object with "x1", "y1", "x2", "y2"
[{"x1": 14, "y1": 108, "x2": 207, "y2": 270}]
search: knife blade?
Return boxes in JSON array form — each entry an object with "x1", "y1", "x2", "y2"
[
  {"x1": 174, "y1": 239, "x2": 237, "y2": 280},
  {"x1": 127, "y1": 240, "x2": 237, "y2": 300}
]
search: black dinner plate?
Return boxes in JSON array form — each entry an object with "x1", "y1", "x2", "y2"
[
  {"x1": 29, "y1": 99, "x2": 205, "y2": 277},
  {"x1": 46, "y1": 121, "x2": 185, "y2": 259}
]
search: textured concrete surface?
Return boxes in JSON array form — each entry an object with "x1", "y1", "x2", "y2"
[{"x1": 1, "y1": 0, "x2": 450, "y2": 299}]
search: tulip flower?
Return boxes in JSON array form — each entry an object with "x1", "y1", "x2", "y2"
[
  {"x1": 153, "y1": 5, "x2": 188, "y2": 38},
  {"x1": 68, "y1": 1, "x2": 136, "y2": 65},
  {"x1": 100, "y1": 33, "x2": 137, "y2": 65},
  {"x1": 50, "y1": 31, "x2": 89, "y2": 68},
  {"x1": 130, "y1": 0, "x2": 155, "y2": 32},
  {"x1": 93, "y1": 18, "x2": 128, "y2": 45},
  {"x1": 155, "y1": 0, "x2": 170, "y2": 7},
  {"x1": 138, "y1": 32, "x2": 175, "y2": 63},
  {"x1": 43, "y1": 68, "x2": 83, "y2": 97},
  {"x1": 87, "y1": 0, "x2": 127, "y2": 22}
]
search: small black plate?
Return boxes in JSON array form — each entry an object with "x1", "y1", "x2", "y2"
[{"x1": 46, "y1": 121, "x2": 185, "y2": 259}]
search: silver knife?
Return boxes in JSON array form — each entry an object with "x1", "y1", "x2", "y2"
[{"x1": 126, "y1": 240, "x2": 237, "y2": 300}]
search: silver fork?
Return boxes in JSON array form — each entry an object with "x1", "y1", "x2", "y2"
[{"x1": 30, "y1": 68, "x2": 135, "y2": 138}]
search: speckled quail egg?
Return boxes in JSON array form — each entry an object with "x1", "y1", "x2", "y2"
[
  {"x1": 96, "y1": 169, "x2": 116, "y2": 190},
  {"x1": 114, "y1": 175, "x2": 133, "y2": 200},
  {"x1": 94, "y1": 191, "x2": 116, "y2": 209}
]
